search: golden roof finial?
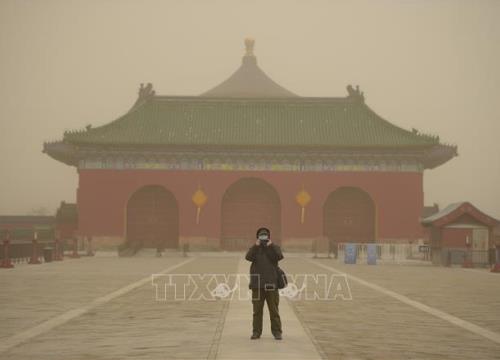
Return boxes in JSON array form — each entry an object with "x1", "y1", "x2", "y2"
[{"x1": 244, "y1": 38, "x2": 255, "y2": 56}]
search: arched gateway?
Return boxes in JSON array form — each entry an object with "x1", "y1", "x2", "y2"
[
  {"x1": 126, "y1": 185, "x2": 179, "y2": 249},
  {"x1": 323, "y1": 187, "x2": 376, "y2": 244},
  {"x1": 221, "y1": 178, "x2": 281, "y2": 250}
]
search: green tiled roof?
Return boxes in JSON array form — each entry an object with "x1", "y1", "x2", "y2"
[
  {"x1": 45, "y1": 39, "x2": 457, "y2": 169},
  {"x1": 63, "y1": 96, "x2": 440, "y2": 148}
]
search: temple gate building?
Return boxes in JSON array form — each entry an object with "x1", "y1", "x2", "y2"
[
  {"x1": 43, "y1": 39, "x2": 458, "y2": 251},
  {"x1": 421, "y1": 201, "x2": 498, "y2": 266}
]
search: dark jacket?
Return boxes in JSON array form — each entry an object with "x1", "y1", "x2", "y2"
[{"x1": 245, "y1": 243, "x2": 284, "y2": 289}]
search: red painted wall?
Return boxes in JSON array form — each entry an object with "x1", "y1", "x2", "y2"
[
  {"x1": 441, "y1": 228, "x2": 472, "y2": 248},
  {"x1": 76, "y1": 169, "x2": 424, "y2": 243}
]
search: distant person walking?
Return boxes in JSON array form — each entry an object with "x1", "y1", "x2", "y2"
[
  {"x1": 245, "y1": 227, "x2": 284, "y2": 340},
  {"x1": 328, "y1": 236, "x2": 338, "y2": 259}
]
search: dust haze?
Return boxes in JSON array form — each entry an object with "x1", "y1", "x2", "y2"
[{"x1": 1, "y1": 0, "x2": 499, "y2": 216}]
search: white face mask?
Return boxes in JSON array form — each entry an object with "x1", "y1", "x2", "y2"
[{"x1": 258, "y1": 234, "x2": 269, "y2": 241}]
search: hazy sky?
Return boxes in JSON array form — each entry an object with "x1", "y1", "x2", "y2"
[{"x1": 1, "y1": 0, "x2": 499, "y2": 218}]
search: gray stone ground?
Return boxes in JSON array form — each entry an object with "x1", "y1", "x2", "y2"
[
  {"x1": 1, "y1": 254, "x2": 239, "y2": 359},
  {"x1": 0, "y1": 252, "x2": 499, "y2": 359},
  {"x1": 285, "y1": 257, "x2": 500, "y2": 360}
]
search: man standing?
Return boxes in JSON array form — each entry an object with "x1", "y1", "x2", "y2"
[{"x1": 245, "y1": 227, "x2": 284, "y2": 340}]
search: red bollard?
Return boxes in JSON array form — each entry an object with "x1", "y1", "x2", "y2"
[
  {"x1": 1, "y1": 231, "x2": 14, "y2": 268},
  {"x1": 54, "y1": 235, "x2": 63, "y2": 261},
  {"x1": 29, "y1": 231, "x2": 42, "y2": 265},
  {"x1": 491, "y1": 245, "x2": 500, "y2": 273},
  {"x1": 68, "y1": 237, "x2": 80, "y2": 258},
  {"x1": 86, "y1": 236, "x2": 95, "y2": 257}
]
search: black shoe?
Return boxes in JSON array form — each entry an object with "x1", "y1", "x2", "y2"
[
  {"x1": 250, "y1": 333, "x2": 261, "y2": 340},
  {"x1": 273, "y1": 333, "x2": 282, "y2": 340}
]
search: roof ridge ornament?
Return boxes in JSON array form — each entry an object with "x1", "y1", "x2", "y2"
[
  {"x1": 242, "y1": 38, "x2": 257, "y2": 66},
  {"x1": 138, "y1": 83, "x2": 155, "y2": 99},
  {"x1": 346, "y1": 84, "x2": 365, "y2": 103},
  {"x1": 129, "y1": 83, "x2": 156, "y2": 112},
  {"x1": 244, "y1": 38, "x2": 255, "y2": 56}
]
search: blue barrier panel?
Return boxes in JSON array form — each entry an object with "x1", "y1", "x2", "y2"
[
  {"x1": 344, "y1": 243, "x2": 357, "y2": 264},
  {"x1": 367, "y1": 244, "x2": 377, "y2": 265}
]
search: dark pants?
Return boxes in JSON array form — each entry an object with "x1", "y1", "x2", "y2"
[{"x1": 251, "y1": 288, "x2": 282, "y2": 336}]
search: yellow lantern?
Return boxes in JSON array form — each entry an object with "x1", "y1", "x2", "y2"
[
  {"x1": 192, "y1": 185, "x2": 208, "y2": 224},
  {"x1": 295, "y1": 185, "x2": 311, "y2": 224}
]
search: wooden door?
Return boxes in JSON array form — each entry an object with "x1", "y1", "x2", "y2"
[
  {"x1": 472, "y1": 228, "x2": 489, "y2": 263},
  {"x1": 323, "y1": 187, "x2": 375, "y2": 244},
  {"x1": 221, "y1": 178, "x2": 281, "y2": 250},
  {"x1": 126, "y1": 185, "x2": 179, "y2": 249}
]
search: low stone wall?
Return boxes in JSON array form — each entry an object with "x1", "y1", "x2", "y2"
[
  {"x1": 89, "y1": 236, "x2": 124, "y2": 251},
  {"x1": 179, "y1": 236, "x2": 221, "y2": 251},
  {"x1": 377, "y1": 238, "x2": 425, "y2": 244},
  {"x1": 180, "y1": 236, "x2": 323, "y2": 252},
  {"x1": 281, "y1": 237, "x2": 328, "y2": 252},
  {"x1": 83, "y1": 235, "x2": 426, "y2": 253}
]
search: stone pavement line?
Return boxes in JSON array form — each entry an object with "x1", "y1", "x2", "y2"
[
  {"x1": 207, "y1": 296, "x2": 231, "y2": 359},
  {"x1": 0, "y1": 257, "x2": 195, "y2": 354},
  {"x1": 308, "y1": 259, "x2": 500, "y2": 345},
  {"x1": 215, "y1": 259, "x2": 322, "y2": 360}
]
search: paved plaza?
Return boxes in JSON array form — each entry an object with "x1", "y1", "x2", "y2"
[{"x1": 1, "y1": 252, "x2": 500, "y2": 359}]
